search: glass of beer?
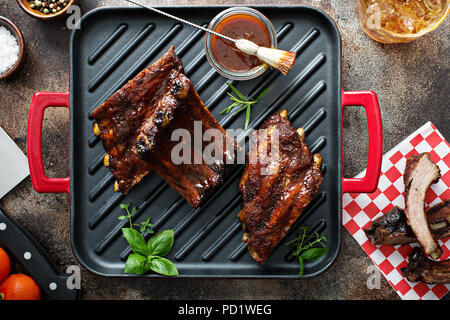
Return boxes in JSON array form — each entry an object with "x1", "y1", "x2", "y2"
[{"x1": 357, "y1": 0, "x2": 450, "y2": 43}]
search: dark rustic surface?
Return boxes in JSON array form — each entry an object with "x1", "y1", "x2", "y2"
[{"x1": 0, "y1": 0, "x2": 448, "y2": 300}]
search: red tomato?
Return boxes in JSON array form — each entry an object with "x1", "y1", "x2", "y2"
[
  {"x1": 0, "y1": 274, "x2": 41, "y2": 300},
  {"x1": 0, "y1": 247, "x2": 11, "y2": 284}
]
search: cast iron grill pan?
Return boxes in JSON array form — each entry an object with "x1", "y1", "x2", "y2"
[{"x1": 72, "y1": 6, "x2": 343, "y2": 277}]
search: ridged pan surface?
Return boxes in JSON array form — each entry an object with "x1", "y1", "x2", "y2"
[{"x1": 70, "y1": 6, "x2": 342, "y2": 278}]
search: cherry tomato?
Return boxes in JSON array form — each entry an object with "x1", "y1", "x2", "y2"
[
  {"x1": 0, "y1": 274, "x2": 41, "y2": 300},
  {"x1": 0, "y1": 247, "x2": 11, "y2": 284}
]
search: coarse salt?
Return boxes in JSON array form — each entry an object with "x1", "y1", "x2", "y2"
[{"x1": 0, "y1": 26, "x2": 20, "y2": 75}]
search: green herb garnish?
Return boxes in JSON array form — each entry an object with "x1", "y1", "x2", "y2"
[
  {"x1": 119, "y1": 203, "x2": 155, "y2": 234},
  {"x1": 220, "y1": 82, "x2": 269, "y2": 130},
  {"x1": 285, "y1": 226, "x2": 328, "y2": 277},
  {"x1": 119, "y1": 204, "x2": 178, "y2": 276}
]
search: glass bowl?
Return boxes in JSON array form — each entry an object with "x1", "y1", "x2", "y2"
[
  {"x1": 204, "y1": 7, "x2": 277, "y2": 81},
  {"x1": 0, "y1": 16, "x2": 25, "y2": 80},
  {"x1": 16, "y1": 0, "x2": 77, "y2": 21}
]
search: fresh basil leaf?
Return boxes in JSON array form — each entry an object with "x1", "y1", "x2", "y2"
[
  {"x1": 147, "y1": 229, "x2": 174, "y2": 257},
  {"x1": 298, "y1": 256, "x2": 304, "y2": 277},
  {"x1": 118, "y1": 215, "x2": 127, "y2": 220},
  {"x1": 300, "y1": 248, "x2": 328, "y2": 261},
  {"x1": 123, "y1": 253, "x2": 148, "y2": 274},
  {"x1": 120, "y1": 203, "x2": 130, "y2": 210},
  {"x1": 131, "y1": 206, "x2": 137, "y2": 215},
  {"x1": 148, "y1": 256, "x2": 178, "y2": 276},
  {"x1": 122, "y1": 228, "x2": 149, "y2": 256}
]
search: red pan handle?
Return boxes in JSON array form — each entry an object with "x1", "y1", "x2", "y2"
[
  {"x1": 342, "y1": 90, "x2": 382, "y2": 194},
  {"x1": 27, "y1": 92, "x2": 70, "y2": 194}
]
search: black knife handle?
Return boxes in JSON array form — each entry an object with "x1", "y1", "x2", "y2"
[{"x1": 0, "y1": 207, "x2": 78, "y2": 300}]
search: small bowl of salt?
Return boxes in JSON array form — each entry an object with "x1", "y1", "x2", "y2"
[{"x1": 0, "y1": 16, "x2": 25, "y2": 80}]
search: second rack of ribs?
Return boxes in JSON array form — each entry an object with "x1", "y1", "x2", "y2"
[
  {"x1": 238, "y1": 110, "x2": 323, "y2": 264},
  {"x1": 92, "y1": 46, "x2": 237, "y2": 207}
]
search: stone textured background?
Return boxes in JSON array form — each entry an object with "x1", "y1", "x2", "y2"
[{"x1": 0, "y1": 0, "x2": 448, "y2": 300}]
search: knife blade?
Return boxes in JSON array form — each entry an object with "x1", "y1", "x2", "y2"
[{"x1": 0, "y1": 127, "x2": 29, "y2": 199}]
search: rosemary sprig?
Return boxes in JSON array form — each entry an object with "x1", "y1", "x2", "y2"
[
  {"x1": 220, "y1": 82, "x2": 269, "y2": 130},
  {"x1": 285, "y1": 226, "x2": 328, "y2": 277}
]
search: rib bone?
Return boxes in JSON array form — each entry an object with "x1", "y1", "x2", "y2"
[
  {"x1": 364, "y1": 200, "x2": 450, "y2": 245},
  {"x1": 402, "y1": 248, "x2": 450, "y2": 284},
  {"x1": 404, "y1": 153, "x2": 442, "y2": 259}
]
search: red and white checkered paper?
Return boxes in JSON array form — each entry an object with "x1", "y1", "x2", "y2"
[{"x1": 343, "y1": 122, "x2": 450, "y2": 300}]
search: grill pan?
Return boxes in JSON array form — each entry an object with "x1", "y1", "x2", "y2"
[{"x1": 27, "y1": 6, "x2": 382, "y2": 278}]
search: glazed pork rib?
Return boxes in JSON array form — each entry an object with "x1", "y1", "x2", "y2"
[
  {"x1": 238, "y1": 110, "x2": 323, "y2": 264},
  {"x1": 364, "y1": 200, "x2": 450, "y2": 245},
  {"x1": 404, "y1": 153, "x2": 442, "y2": 259},
  {"x1": 402, "y1": 248, "x2": 450, "y2": 284},
  {"x1": 92, "y1": 46, "x2": 237, "y2": 206},
  {"x1": 92, "y1": 46, "x2": 183, "y2": 194},
  {"x1": 134, "y1": 72, "x2": 237, "y2": 207}
]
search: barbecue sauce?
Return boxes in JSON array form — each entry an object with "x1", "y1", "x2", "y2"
[{"x1": 211, "y1": 14, "x2": 271, "y2": 72}]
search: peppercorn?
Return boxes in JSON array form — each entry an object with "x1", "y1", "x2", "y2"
[{"x1": 27, "y1": 0, "x2": 68, "y2": 14}]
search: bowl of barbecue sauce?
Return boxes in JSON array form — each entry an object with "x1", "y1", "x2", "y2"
[{"x1": 205, "y1": 7, "x2": 277, "y2": 80}]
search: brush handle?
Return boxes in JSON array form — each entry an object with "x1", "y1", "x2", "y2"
[{"x1": 126, "y1": 0, "x2": 236, "y2": 42}]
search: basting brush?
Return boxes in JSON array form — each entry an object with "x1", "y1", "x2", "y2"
[
  {"x1": 234, "y1": 39, "x2": 296, "y2": 75},
  {"x1": 125, "y1": 0, "x2": 297, "y2": 75}
]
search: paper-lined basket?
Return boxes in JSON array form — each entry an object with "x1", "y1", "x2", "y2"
[{"x1": 343, "y1": 122, "x2": 450, "y2": 300}]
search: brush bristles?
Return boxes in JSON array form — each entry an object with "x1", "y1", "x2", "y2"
[
  {"x1": 276, "y1": 51, "x2": 296, "y2": 76},
  {"x1": 235, "y1": 39, "x2": 297, "y2": 75},
  {"x1": 254, "y1": 47, "x2": 297, "y2": 76}
]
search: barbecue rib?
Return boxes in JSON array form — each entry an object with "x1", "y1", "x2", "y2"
[
  {"x1": 402, "y1": 248, "x2": 450, "y2": 284},
  {"x1": 92, "y1": 46, "x2": 237, "y2": 206},
  {"x1": 238, "y1": 110, "x2": 323, "y2": 264},
  {"x1": 404, "y1": 153, "x2": 442, "y2": 259},
  {"x1": 92, "y1": 46, "x2": 183, "y2": 194},
  {"x1": 134, "y1": 72, "x2": 237, "y2": 207},
  {"x1": 364, "y1": 200, "x2": 450, "y2": 245}
]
